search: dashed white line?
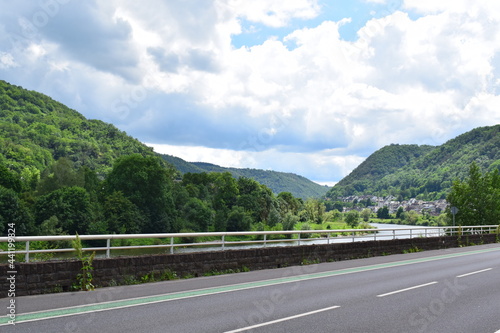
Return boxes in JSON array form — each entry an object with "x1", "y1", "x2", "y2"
[
  {"x1": 224, "y1": 305, "x2": 341, "y2": 332},
  {"x1": 377, "y1": 281, "x2": 438, "y2": 298},
  {"x1": 457, "y1": 268, "x2": 492, "y2": 278}
]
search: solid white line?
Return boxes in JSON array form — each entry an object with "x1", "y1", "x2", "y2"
[
  {"x1": 224, "y1": 305, "x2": 341, "y2": 333},
  {"x1": 457, "y1": 268, "x2": 492, "y2": 278},
  {"x1": 377, "y1": 281, "x2": 438, "y2": 297}
]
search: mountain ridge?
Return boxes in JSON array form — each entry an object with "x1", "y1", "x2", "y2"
[
  {"x1": 160, "y1": 155, "x2": 330, "y2": 199},
  {"x1": 326, "y1": 124, "x2": 500, "y2": 200}
]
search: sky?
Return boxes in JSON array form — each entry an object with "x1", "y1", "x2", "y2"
[{"x1": 1, "y1": 0, "x2": 500, "y2": 186}]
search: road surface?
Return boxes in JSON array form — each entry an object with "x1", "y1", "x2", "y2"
[{"x1": 1, "y1": 243, "x2": 499, "y2": 332}]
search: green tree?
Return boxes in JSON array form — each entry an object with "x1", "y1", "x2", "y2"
[
  {"x1": 35, "y1": 186, "x2": 94, "y2": 234},
  {"x1": 360, "y1": 208, "x2": 371, "y2": 222},
  {"x1": 447, "y1": 163, "x2": 500, "y2": 225},
  {"x1": 104, "y1": 154, "x2": 176, "y2": 233},
  {"x1": 214, "y1": 208, "x2": 228, "y2": 232},
  {"x1": 37, "y1": 157, "x2": 83, "y2": 195},
  {"x1": 0, "y1": 163, "x2": 22, "y2": 193},
  {"x1": 20, "y1": 166, "x2": 40, "y2": 192},
  {"x1": 0, "y1": 186, "x2": 34, "y2": 235},
  {"x1": 345, "y1": 210, "x2": 360, "y2": 228},
  {"x1": 226, "y1": 206, "x2": 252, "y2": 231},
  {"x1": 182, "y1": 197, "x2": 214, "y2": 232},
  {"x1": 304, "y1": 198, "x2": 326, "y2": 224},
  {"x1": 277, "y1": 191, "x2": 301, "y2": 215},
  {"x1": 377, "y1": 206, "x2": 390, "y2": 219},
  {"x1": 211, "y1": 172, "x2": 239, "y2": 211},
  {"x1": 405, "y1": 210, "x2": 419, "y2": 225},
  {"x1": 395, "y1": 207, "x2": 404, "y2": 219},
  {"x1": 282, "y1": 212, "x2": 299, "y2": 231},
  {"x1": 267, "y1": 206, "x2": 282, "y2": 228},
  {"x1": 102, "y1": 191, "x2": 145, "y2": 234}
]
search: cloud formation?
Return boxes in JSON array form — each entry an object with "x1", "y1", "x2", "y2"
[{"x1": 0, "y1": 0, "x2": 499, "y2": 184}]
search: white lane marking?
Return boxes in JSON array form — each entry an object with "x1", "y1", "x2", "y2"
[
  {"x1": 377, "y1": 281, "x2": 438, "y2": 298},
  {"x1": 224, "y1": 305, "x2": 341, "y2": 333},
  {"x1": 457, "y1": 268, "x2": 492, "y2": 278}
]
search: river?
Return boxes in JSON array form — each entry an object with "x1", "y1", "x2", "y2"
[{"x1": 173, "y1": 223, "x2": 441, "y2": 254}]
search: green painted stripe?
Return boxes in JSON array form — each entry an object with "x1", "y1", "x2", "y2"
[{"x1": 2, "y1": 245, "x2": 498, "y2": 325}]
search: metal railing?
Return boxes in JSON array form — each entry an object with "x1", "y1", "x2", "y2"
[{"x1": 0, "y1": 225, "x2": 498, "y2": 262}]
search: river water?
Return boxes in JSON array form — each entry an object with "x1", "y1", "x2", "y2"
[{"x1": 173, "y1": 223, "x2": 443, "y2": 254}]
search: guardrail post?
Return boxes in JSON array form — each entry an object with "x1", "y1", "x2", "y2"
[
  {"x1": 393, "y1": 230, "x2": 395, "y2": 240},
  {"x1": 263, "y1": 234, "x2": 267, "y2": 247},
  {"x1": 410, "y1": 229, "x2": 413, "y2": 239},
  {"x1": 170, "y1": 237, "x2": 174, "y2": 254},
  {"x1": 222, "y1": 235, "x2": 225, "y2": 251},
  {"x1": 327, "y1": 233, "x2": 330, "y2": 245},
  {"x1": 352, "y1": 231, "x2": 355, "y2": 242},
  {"x1": 297, "y1": 233, "x2": 301, "y2": 246},
  {"x1": 25, "y1": 241, "x2": 30, "y2": 263},
  {"x1": 106, "y1": 238, "x2": 111, "y2": 258}
]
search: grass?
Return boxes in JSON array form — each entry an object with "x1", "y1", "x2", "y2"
[{"x1": 403, "y1": 246, "x2": 422, "y2": 254}]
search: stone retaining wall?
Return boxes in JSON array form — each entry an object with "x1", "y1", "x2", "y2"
[{"x1": 1, "y1": 234, "x2": 497, "y2": 297}]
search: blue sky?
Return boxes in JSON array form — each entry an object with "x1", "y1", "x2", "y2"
[
  {"x1": 0, "y1": 0, "x2": 499, "y2": 185},
  {"x1": 232, "y1": 0, "x2": 412, "y2": 47}
]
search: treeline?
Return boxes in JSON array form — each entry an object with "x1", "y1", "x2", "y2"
[{"x1": 0, "y1": 154, "x2": 335, "y2": 236}]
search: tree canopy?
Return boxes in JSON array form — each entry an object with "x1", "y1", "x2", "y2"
[{"x1": 447, "y1": 162, "x2": 500, "y2": 226}]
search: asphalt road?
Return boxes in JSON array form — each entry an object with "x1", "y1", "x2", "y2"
[{"x1": 2, "y1": 243, "x2": 500, "y2": 333}]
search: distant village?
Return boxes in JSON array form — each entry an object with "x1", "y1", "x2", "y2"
[{"x1": 339, "y1": 195, "x2": 449, "y2": 216}]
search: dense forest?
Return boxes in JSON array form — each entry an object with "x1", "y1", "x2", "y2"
[
  {"x1": 0, "y1": 81, "x2": 160, "y2": 177},
  {"x1": 0, "y1": 80, "x2": 329, "y2": 236},
  {"x1": 326, "y1": 125, "x2": 500, "y2": 201}
]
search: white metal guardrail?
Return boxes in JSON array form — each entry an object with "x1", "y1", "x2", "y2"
[{"x1": 0, "y1": 225, "x2": 498, "y2": 262}]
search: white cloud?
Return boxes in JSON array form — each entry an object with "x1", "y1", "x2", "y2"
[
  {"x1": 0, "y1": 52, "x2": 17, "y2": 69},
  {"x1": 226, "y1": 0, "x2": 321, "y2": 27},
  {"x1": 1, "y1": 1, "x2": 499, "y2": 183}
]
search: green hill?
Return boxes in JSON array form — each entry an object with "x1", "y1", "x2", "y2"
[
  {"x1": 326, "y1": 125, "x2": 500, "y2": 200},
  {"x1": 0, "y1": 80, "x2": 160, "y2": 178},
  {"x1": 161, "y1": 156, "x2": 330, "y2": 199},
  {"x1": 0, "y1": 80, "x2": 327, "y2": 199}
]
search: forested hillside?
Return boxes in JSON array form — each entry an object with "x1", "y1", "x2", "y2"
[
  {"x1": 0, "y1": 80, "x2": 326, "y2": 237},
  {"x1": 161, "y1": 156, "x2": 330, "y2": 199},
  {"x1": 326, "y1": 125, "x2": 500, "y2": 200},
  {"x1": 0, "y1": 80, "x2": 161, "y2": 179}
]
